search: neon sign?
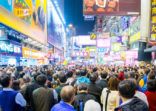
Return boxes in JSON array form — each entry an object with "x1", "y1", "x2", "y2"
[{"x1": 0, "y1": 41, "x2": 22, "y2": 56}]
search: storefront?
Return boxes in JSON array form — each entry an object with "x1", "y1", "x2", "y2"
[
  {"x1": 21, "y1": 47, "x2": 47, "y2": 66},
  {"x1": 0, "y1": 41, "x2": 22, "y2": 66}
]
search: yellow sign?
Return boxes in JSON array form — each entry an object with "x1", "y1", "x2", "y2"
[
  {"x1": 90, "y1": 33, "x2": 97, "y2": 40},
  {"x1": 22, "y1": 47, "x2": 43, "y2": 59},
  {"x1": 0, "y1": 0, "x2": 47, "y2": 44},
  {"x1": 129, "y1": 32, "x2": 140, "y2": 44},
  {"x1": 112, "y1": 43, "x2": 121, "y2": 52}
]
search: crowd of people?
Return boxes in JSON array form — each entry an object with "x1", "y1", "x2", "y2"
[{"x1": 0, "y1": 63, "x2": 156, "y2": 111}]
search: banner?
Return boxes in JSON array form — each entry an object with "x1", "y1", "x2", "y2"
[
  {"x1": 83, "y1": 0, "x2": 140, "y2": 15},
  {"x1": 22, "y1": 47, "x2": 43, "y2": 59},
  {"x1": 0, "y1": 0, "x2": 47, "y2": 44},
  {"x1": 150, "y1": 0, "x2": 156, "y2": 40}
]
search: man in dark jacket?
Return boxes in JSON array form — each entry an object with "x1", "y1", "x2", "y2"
[
  {"x1": 88, "y1": 72, "x2": 102, "y2": 103},
  {"x1": 115, "y1": 80, "x2": 149, "y2": 111},
  {"x1": 23, "y1": 73, "x2": 41, "y2": 111},
  {"x1": 96, "y1": 71, "x2": 108, "y2": 90},
  {"x1": 74, "y1": 83, "x2": 96, "y2": 111},
  {"x1": 33, "y1": 75, "x2": 56, "y2": 111},
  {"x1": 55, "y1": 72, "x2": 67, "y2": 101}
]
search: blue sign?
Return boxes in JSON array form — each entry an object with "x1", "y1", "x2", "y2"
[{"x1": 0, "y1": 41, "x2": 22, "y2": 57}]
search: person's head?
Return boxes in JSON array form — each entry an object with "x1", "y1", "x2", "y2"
[
  {"x1": 58, "y1": 73, "x2": 67, "y2": 84},
  {"x1": 124, "y1": 72, "x2": 129, "y2": 80},
  {"x1": 80, "y1": 70, "x2": 87, "y2": 76},
  {"x1": 36, "y1": 74, "x2": 47, "y2": 86},
  {"x1": 100, "y1": 71, "x2": 108, "y2": 79},
  {"x1": 148, "y1": 72, "x2": 156, "y2": 80},
  {"x1": 144, "y1": 68, "x2": 150, "y2": 75},
  {"x1": 77, "y1": 83, "x2": 88, "y2": 93},
  {"x1": 118, "y1": 80, "x2": 136, "y2": 100},
  {"x1": 147, "y1": 79, "x2": 156, "y2": 92},
  {"x1": 89, "y1": 72, "x2": 98, "y2": 83},
  {"x1": 12, "y1": 80, "x2": 20, "y2": 91},
  {"x1": 108, "y1": 76, "x2": 119, "y2": 90},
  {"x1": 84, "y1": 100, "x2": 101, "y2": 111},
  {"x1": 129, "y1": 71, "x2": 136, "y2": 79},
  {"x1": 0, "y1": 74, "x2": 12, "y2": 88},
  {"x1": 92, "y1": 67, "x2": 98, "y2": 72},
  {"x1": 66, "y1": 71, "x2": 73, "y2": 78},
  {"x1": 60, "y1": 85, "x2": 75, "y2": 104},
  {"x1": 23, "y1": 76, "x2": 31, "y2": 83},
  {"x1": 33, "y1": 72, "x2": 41, "y2": 82}
]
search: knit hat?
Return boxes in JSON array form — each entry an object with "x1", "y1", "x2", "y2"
[{"x1": 84, "y1": 100, "x2": 101, "y2": 111}]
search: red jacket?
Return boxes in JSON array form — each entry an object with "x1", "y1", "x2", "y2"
[{"x1": 145, "y1": 91, "x2": 156, "y2": 111}]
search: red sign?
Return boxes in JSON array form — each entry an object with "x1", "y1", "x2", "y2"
[{"x1": 83, "y1": 0, "x2": 140, "y2": 15}]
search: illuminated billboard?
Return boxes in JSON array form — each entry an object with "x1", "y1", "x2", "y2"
[
  {"x1": 0, "y1": 0, "x2": 47, "y2": 44},
  {"x1": 150, "y1": 0, "x2": 156, "y2": 40},
  {"x1": 83, "y1": 0, "x2": 140, "y2": 15},
  {"x1": 47, "y1": 0, "x2": 65, "y2": 49}
]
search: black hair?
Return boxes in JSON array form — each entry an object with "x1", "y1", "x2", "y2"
[
  {"x1": 12, "y1": 80, "x2": 20, "y2": 91},
  {"x1": 89, "y1": 72, "x2": 98, "y2": 83},
  {"x1": 147, "y1": 79, "x2": 156, "y2": 91},
  {"x1": 36, "y1": 74, "x2": 47, "y2": 86},
  {"x1": 78, "y1": 83, "x2": 88, "y2": 91},
  {"x1": 66, "y1": 71, "x2": 73, "y2": 78},
  {"x1": 80, "y1": 70, "x2": 87, "y2": 76},
  {"x1": 129, "y1": 71, "x2": 136, "y2": 79},
  {"x1": 93, "y1": 67, "x2": 98, "y2": 72},
  {"x1": 0, "y1": 74, "x2": 11, "y2": 88},
  {"x1": 58, "y1": 73, "x2": 67, "y2": 83},
  {"x1": 118, "y1": 80, "x2": 136, "y2": 99},
  {"x1": 101, "y1": 71, "x2": 108, "y2": 79}
]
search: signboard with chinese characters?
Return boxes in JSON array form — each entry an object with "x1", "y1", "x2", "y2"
[
  {"x1": 150, "y1": 0, "x2": 156, "y2": 40},
  {"x1": 0, "y1": 41, "x2": 22, "y2": 56},
  {"x1": 22, "y1": 47, "x2": 44, "y2": 59}
]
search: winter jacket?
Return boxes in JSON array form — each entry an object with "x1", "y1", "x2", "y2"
[{"x1": 115, "y1": 97, "x2": 149, "y2": 111}]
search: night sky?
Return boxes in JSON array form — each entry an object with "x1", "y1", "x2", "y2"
[{"x1": 64, "y1": 0, "x2": 95, "y2": 35}]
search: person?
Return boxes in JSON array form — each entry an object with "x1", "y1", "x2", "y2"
[
  {"x1": 101, "y1": 76, "x2": 120, "y2": 111},
  {"x1": 22, "y1": 72, "x2": 41, "y2": 111},
  {"x1": 84, "y1": 100, "x2": 101, "y2": 111},
  {"x1": 74, "y1": 83, "x2": 96, "y2": 111},
  {"x1": 115, "y1": 80, "x2": 149, "y2": 111},
  {"x1": 55, "y1": 72, "x2": 67, "y2": 101},
  {"x1": 138, "y1": 68, "x2": 150, "y2": 92},
  {"x1": 32, "y1": 75, "x2": 56, "y2": 111},
  {"x1": 88, "y1": 72, "x2": 102, "y2": 103},
  {"x1": 145, "y1": 79, "x2": 156, "y2": 111},
  {"x1": 129, "y1": 79, "x2": 148, "y2": 106},
  {"x1": 96, "y1": 71, "x2": 108, "y2": 90},
  {"x1": 0, "y1": 74, "x2": 26, "y2": 111},
  {"x1": 66, "y1": 70, "x2": 75, "y2": 85},
  {"x1": 51, "y1": 86, "x2": 75, "y2": 111},
  {"x1": 12, "y1": 80, "x2": 20, "y2": 91},
  {"x1": 75, "y1": 70, "x2": 90, "y2": 85}
]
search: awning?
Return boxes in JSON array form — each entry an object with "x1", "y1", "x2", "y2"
[{"x1": 144, "y1": 46, "x2": 156, "y2": 52}]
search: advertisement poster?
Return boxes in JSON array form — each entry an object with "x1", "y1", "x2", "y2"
[
  {"x1": 83, "y1": 0, "x2": 140, "y2": 15},
  {"x1": 150, "y1": 0, "x2": 156, "y2": 40},
  {"x1": 47, "y1": 0, "x2": 65, "y2": 49},
  {"x1": 0, "y1": 0, "x2": 47, "y2": 44}
]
